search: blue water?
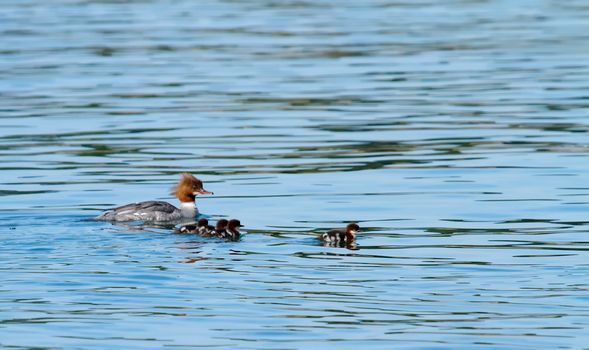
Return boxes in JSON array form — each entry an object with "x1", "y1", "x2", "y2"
[{"x1": 2, "y1": 0, "x2": 589, "y2": 349}]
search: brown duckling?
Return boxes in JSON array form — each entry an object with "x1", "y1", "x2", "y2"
[
  {"x1": 175, "y1": 218, "x2": 214, "y2": 235},
  {"x1": 319, "y1": 223, "x2": 360, "y2": 245},
  {"x1": 213, "y1": 219, "x2": 229, "y2": 238},
  {"x1": 223, "y1": 219, "x2": 243, "y2": 241}
]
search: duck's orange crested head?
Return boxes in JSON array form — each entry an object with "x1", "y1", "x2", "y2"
[{"x1": 171, "y1": 173, "x2": 213, "y2": 203}]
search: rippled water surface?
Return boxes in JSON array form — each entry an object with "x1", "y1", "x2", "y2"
[{"x1": 2, "y1": 0, "x2": 589, "y2": 349}]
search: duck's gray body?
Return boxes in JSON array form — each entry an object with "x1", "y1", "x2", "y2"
[{"x1": 92, "y1": 201, "x2": 196, "y2": 222}]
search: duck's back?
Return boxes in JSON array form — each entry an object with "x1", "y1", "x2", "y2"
[{"x1": 93, "y1": 201, "x2": 181, "y2": 221}]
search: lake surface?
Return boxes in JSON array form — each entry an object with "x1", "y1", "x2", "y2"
[{"x1": 2, "y1": 0, "x2": 589, "y2": 349}]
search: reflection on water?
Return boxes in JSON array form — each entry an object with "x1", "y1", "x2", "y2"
[{"x1": 2, "y1": 0, "x2": 589, "y2": 349}]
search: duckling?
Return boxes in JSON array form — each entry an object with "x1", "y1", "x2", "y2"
[
  {"x1": 175, "y1": 218, "x2": 214, "y2": 235},
  {"x1": 223, "y1": 219, "x2": 243, "y2": 241},
  {"x1": 213, "y1": 219, "x2": 229, "y2": 238},
  {"x1": 319, "y1": 223, "x2": 360, "y2": 245}
]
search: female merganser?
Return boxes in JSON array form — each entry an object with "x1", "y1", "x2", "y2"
[
  {"x1": 91, "y1": 173, "x2": 213, "y2": 222},
  {"x1": 175, "y1": 218, "x2": 214, "y2": 236},
  {"x1": 319, "y1": 223, "x2": 360, "y2": 245}
]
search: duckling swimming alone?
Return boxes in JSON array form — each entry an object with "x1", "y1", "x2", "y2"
[{"x1": 319, "y1": 223, "x2": 360, "y2": 245}]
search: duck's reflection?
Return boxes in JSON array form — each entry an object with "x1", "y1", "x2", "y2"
[{"x1": 321, "y1": 240, "x2": 358, "y2": 250}]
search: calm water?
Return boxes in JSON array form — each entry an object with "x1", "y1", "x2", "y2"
[{"x1": 2, "y1": 0, "x2": 589, "y2": 349}]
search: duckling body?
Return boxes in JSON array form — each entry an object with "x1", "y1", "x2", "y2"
[
  {"x1": 175, "y1": 218, "x2": 215, "y2": 236},
  {"x1": 222, "y1": 219, "x2": 242, "y2": 242},
  {"x1": 319, "y1": 223, "x2": 360, "y2": 245},
  {"x1": 175, "y1": 218, "x2": 243, "y2": 241}
]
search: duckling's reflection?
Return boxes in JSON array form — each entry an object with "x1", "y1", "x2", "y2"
[
  {"x1": 174, "y1": 243, "x2": 208, "y2": 264},
  {"x1": 321, "y1": 240, "x2": 358, "y2": 250}
]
